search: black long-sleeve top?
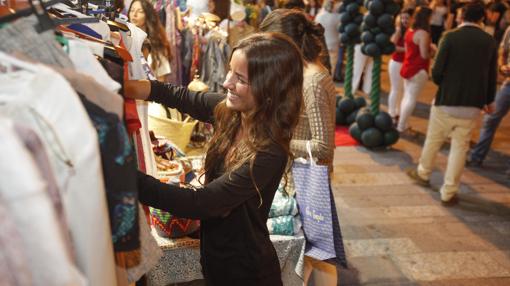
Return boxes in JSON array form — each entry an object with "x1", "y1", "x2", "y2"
[{"x1": 137, "y1": 81, "x2": 285, "y2": 285}]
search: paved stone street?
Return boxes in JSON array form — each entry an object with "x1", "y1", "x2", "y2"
[{"x1": 332, "y1": 62, "x2": 510, "y2": 285}]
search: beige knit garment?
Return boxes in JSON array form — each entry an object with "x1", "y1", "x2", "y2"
[{"x1": 291, "y1": 70, "x2": 337, "y2": 171}]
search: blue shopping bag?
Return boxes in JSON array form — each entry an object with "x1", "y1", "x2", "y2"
[{"x1": 292, "y1": 143, "x2": 347, "y2": 266}]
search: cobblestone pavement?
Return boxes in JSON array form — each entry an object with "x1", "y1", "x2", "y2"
[{"x1": 332, "y1": 61, "x2": 510, "y2": 285}]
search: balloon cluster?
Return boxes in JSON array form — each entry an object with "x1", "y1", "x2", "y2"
[
  {"x1": 336, "y1": 96, "x2": 366, "y2": 126},
  {"x1": 338, "y1": 0, "x2": 363, "y2": 45},
  {"x1": 349, "y1": 109, "x2": 399, "y2": 148},
  {"x1": 360, "y1": 0, "x2": 400, "y2": 57}
]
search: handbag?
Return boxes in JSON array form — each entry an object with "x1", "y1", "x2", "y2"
[
  {"x1": 148, "y1": 103, "x2": 198, "y2": 152},
  {"x1": 292, "y1": 142, "x2": 347, "y2": 266}
]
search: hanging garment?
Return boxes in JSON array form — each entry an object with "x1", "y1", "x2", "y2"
[
  {"x1": 136, "y1": 101, "x2": 158, "y2": 176},
  {"x1": 180, "y1": 28, "x2": 194, "y2": 85},
  {"x1": 165, "y1": 1, "x2": 183, "y2": 85},
  {"x1": 0, "y1": 196, "x2": 33, "y2": 286},
  {"x1": 68, "y1": 39, "x2": 122, "y2": 92},
  {"x1": 80, "y1": 95, "x2": 141, "y2": 263},
  {"x1": 126, "y1": 204, "x2": 164, "y2": 283},
  {"x1": 0, "y1": 16, "x2": 73, "y2": 68},
  {"x1": 52, "y1": 2, "x2": 112, "y2": 41},
  {"x1": 0, "y1": 117, "x2": 87, "y2": 286},
  {"x1": 0, "y1": 53, "x2": 117, "y2": 286},
  {"x1": 13, "y1": 122, "x2": 75, "y2": 258},
  {"x1": 54, "y1": 66, "x2": 124, "y2": 119},
  {"x1": 200, "y1": 33, "x2": 230, "y2": 93},
  {"x1": 121, "y1": 22, "x2": 148, "y2": 80}
]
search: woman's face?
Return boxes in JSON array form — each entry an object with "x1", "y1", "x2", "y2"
[
  {"x1": 129, "y1": 1, "x2": 146, "y2": 29},
  {"x1": 401, "y1": 13, "x2": 411, "y2": 27},
  {"x1": 223, "y1": 50, "x2": 256, "y2": 113}
]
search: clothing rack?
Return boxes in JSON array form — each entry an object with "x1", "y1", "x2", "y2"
[{"x1": 0, "y1": 0, "x2": 99, "y2": 29}]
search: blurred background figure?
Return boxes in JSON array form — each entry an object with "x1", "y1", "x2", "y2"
[
  {"x1": 486, "y1": 0, "x2": 508, "y2": 44},
  {"x1": 305, "y1": 0, "x2": 322, "y2": 19},
  {"x1": 429, "y1": 0, "x2": 448, "y2": 44},
  {"x1": 315, "y1": 0, "x2": 341, "y2": 76},
  {"x1": 258, "y1": 0, "x2": 276, "y2": 25},
  {"x1": 128, "y1": 0, "x2": 172, "y2": 81},
  {"x1": 397, "y1": 6, "x2": 435, "y2": 133},
  {"x1": 282, "y1": 0, "x2": 306, "y2": 10},
  {"x1": 388, "y1": 8, "x2": 414, "y2": 125}
]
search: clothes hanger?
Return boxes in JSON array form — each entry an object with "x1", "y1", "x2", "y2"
[
  {"x1": 29, "y1": 0, "x2": 58, "y2": 32},
  {"x1": 106, "y1": 19, "x2": 129, "y2": 32}
]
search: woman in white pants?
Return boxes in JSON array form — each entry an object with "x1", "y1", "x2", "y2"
[
  {"x1": 398, "y1": 6, "x2": 436, "y2": 132},
  {"x1": 388, "y1": 9, "x2": 414, "y2": 124},
  {"x1": 352, "y1": 43, "x2": 373, "y2": 94}
]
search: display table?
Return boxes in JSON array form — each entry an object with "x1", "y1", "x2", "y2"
[{"x1": 147, "y1": 229, "x2": 305, "y2": 285}]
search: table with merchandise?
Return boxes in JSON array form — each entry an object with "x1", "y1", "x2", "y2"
[{"x1": 147, "y1": 229, "x2": 305, "y2": 285}]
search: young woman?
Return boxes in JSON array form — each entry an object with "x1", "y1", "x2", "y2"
[
  {"x1": 429, "y1": 0, "x2": 449, "y2": 44},
  {"x1": 398, "y1": 6, "x2": 435, "y2": 133},
  {"x1": 388, "y1": 8, "x2": 414, "y2": 124},
  {"x1": 125, "y1": 32, "x2": 304, "y2": 286},
  {"x1": 260, "y1": 9, "x2": 346, "y2": 286},
  {"x1": 128, "y1": 0, "x2": 172, "y2": 81}
]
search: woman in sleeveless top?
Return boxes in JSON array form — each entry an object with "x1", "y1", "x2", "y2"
[
  {"x1": 398, "y1": 6, "x2": 436, "y2": 132},
  {"x1": 388, "y1": 8, "x2": 414, "y2": 125}
]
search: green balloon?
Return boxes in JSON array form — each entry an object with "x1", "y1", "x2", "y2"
[
  {"x1": 356, "y1": 111, "x2": 375, "y2": 131},
  {"x1": 361, "y1": 127, "x2": 384, "y2": 147},
  {"x1": 336, "y1": 107, "x2": 347, "y2": 125},
  {"x1": 361, "y1": 31, "x2": 374, "y2": 43},
  {"x1": 346, "y1": 23, "x2": 359, "y2": 36},
  {"x1": 364, "y1": 13, "x2": 377, "y2": 28},
  {"x1": 369, "y1": 0, "x2": 384, "y2": 15},
  {"x1": 370, "y1": 27, "x2": 381, "y2": 34},
  {"x1": 340, "y1": 12, "x2": 351, "y2": 24},
  {"x1": 354, "y1": 14, "x2": 364, "y2": 25},
  {"x1": 384, "y1": 128, "x2": 400, "y2": 146},
  {"x1": 354, "y1": 96, "x2": 367, "y2": 108},
  {"x1": 375, "y1": 33, "x2": 390, "y2": 47},
  {"x1": 365, "y1": 42, "x2": 381, "y2": 57},
  {"x1": 349, "y1": 123, "x2": 362, "y2": 141},
  {"x1": 382, "y1": 43, "x2": 396, "y2": 54},
  {"x1": 377, "y1": 14, "x2": 393, "y2": 29},
  {"x1": 340, "y1": 33, "x2": 351, "y2": 44},
  {"x1": 338, "y1": 98, "x2": 357, "y2": 114},
  {"x1": 347, "y1": 3, "x2": 360, "y2": 14},
  {"x1": 385, "y1": 2, "x2": 400, "y2": 15},
  {"x1": 346, "y1": 109, "x2": 360, "y2": 125},
  {"x1": 374, "y1": 111, "x2": 393, "y2": 132},
  {"x1": 382, "y1": 25, "x2": 396, "y2": 35}
]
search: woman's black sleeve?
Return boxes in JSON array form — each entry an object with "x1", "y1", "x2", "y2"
[
  {"x1": 148, "y1": 80, "x2": 226, "y2": 123},
  {"x1": 137, "y1": 147, "x2": 287, "y2": 220}
]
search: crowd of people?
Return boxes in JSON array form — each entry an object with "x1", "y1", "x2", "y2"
[{"x1": 119, "y1": 0, "x2": 509, "y2": 284}]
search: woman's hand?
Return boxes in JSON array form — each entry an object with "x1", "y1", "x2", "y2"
[{"x1": 124, "y1": 80, "x2": 151, "y2": 100}]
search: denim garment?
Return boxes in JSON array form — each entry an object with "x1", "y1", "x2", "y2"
[{"x1": 470, "y1": 83, "x2": 510, "y2": 163}]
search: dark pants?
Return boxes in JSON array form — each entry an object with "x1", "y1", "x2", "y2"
[{"x1": 431, "y1": 24, "x2": 444, "y2": 45}]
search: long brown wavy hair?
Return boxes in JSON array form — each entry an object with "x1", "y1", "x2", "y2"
[
  {"x1": 412, "y1": 6, "x2": 433, "y2": 32},
  {"x1": 128, "y1": 0, "x2": 172, "y2": 71},
  {"x1": 203, "y1": 33, "x2": 304, "y2": 204},
  {"x1": 259, "y1": 8, "x2": 324, "y2": 63}
]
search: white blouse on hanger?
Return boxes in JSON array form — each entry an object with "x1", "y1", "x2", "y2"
[{"x1": 0, "y1": 52, "x2": 117, "y2": 286}]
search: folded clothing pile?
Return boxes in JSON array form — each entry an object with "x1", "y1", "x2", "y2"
[{"x1": 267, "y1": 183, "x2": 301, "y2": 236}]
